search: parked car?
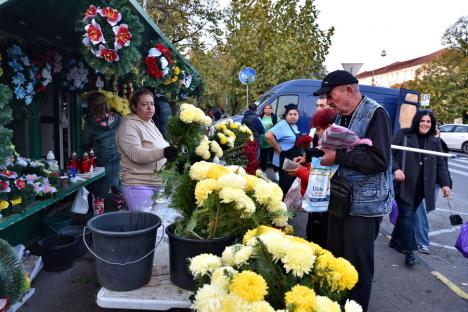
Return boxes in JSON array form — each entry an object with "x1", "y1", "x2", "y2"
[{"x1": 439, "y1": 124, "x2": 468, "y2": 153}]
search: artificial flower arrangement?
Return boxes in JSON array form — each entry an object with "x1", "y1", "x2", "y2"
[
  {"x1": 144, "y1": 42, "x2": 174, "y2": 83},
  {"x1": 210, "y1": 119, "x2": 259, "y2": 174},
  {"x1": 189, "y1": 225, "x2": 362, "y2": 312},
  {"x1": 5, "y1": 44, "x2": 38, "y2": 105},
  {"x1": 163, "y1": 161, "x2": 289, "y2": 240},
  {"x1": 62, "y1": 58, "x2": 89, "y2": 92},
  {"x1": 0, "y1": 155, "x2": 59, "y2": 217},
  {"x1": 92, "y1": 90, "x2": 132, "y2": 116},
  {"x1": 79, "y1": 0, "x2": 144, "y2": 78}
]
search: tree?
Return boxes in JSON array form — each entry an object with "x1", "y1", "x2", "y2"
[
  {"x1": 222, "y1": 0, "x2": 334, "y2": 113},
  {"x1": 138, "y1": 0, "x2": 224, "y2": 49},
  {"x1": 392, "y1": 16, "x2": 468, "y2": 123}
]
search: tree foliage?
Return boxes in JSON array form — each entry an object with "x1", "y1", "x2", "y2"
[
  {"x1": 392, "y1": 15, "x2": 468, "y2": 123},
  {"x1": 222, "y1": 0, "x2": 334, "y2": 113}
]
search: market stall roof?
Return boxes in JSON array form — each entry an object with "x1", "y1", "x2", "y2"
[{"x1": 0, "y1": 0, "x2": 200, "y2": 77}]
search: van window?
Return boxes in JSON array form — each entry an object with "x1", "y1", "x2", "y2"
[{"x1": 274, "y1": 95, "x2": 299, "y2": 117}]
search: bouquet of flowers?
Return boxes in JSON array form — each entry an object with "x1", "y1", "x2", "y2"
[
  {"x1": 210, "y1": 119, "x2": 259, "y2": 173},
  {"x1": 164, "y1": 103, "x2": 212, "y2": 170},
  {"x1": 165, "y1": 161, "x2": 289, "y2": 240},
  {"x1": 189, "y1": 225, "x2": 362, "y2": 312}
]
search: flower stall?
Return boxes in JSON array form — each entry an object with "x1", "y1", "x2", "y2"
[{"x1": 0, "y1": 0, "x2": 203, "y2": 246}]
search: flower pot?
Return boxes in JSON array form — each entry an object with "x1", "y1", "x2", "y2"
[{"x1": 166, "y1": 223, "x2": 237, "y2": 290}]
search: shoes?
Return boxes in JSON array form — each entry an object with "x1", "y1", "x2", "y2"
[
  {"x1": 388, "y1": 240, "x2": 404, "y2": 253},
  {"x1": 274, "y1": 172, "x2": 279, "y2": 182},
  {"x1": 418, "y1": 245, "x2": 430, "y2": 254},
  {"x1": 405, "y1": 251, "x2": 415, "y2": 265}
]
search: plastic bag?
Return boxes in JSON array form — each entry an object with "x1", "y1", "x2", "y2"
[
  {"x1": 389, "y1": 200, "x2": 399, "y2": 225},
  {"x1": 71, "y1": 187, "x2": 89, "y2": 214},
  {"x1": 455, "y1": 222, "x2": 468, "y2": 258},
  {"x1": 284, "y1": 177, "x2": 303, "y2": 212},
  {"x1": 320, "y1": 123, "x2": 373, "y2": 151},
  {"x1": 302, "y1": 158, "x2": 338, "y2": 213}
]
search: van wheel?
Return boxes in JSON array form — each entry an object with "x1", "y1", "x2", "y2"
[{"x1": 463, "y1": 142, "x2": 468, "y2": 154}]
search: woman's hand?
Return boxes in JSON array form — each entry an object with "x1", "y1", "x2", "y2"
[
  {"x1": 394, "y1": 169, "x2": 405, "y2": 182},
  {"x1": 293, "y1": 156, "x2": 306, "y2": 165},
  {"x1": 285, "y1": 166, "x2": 301, "y2": 176},
  {"x1": 441, "y1": 186, "x2": 451, "y2": 197}
]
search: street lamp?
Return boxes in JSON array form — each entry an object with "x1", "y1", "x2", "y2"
[{"x1": 372, "y1": 49, "x2": 387, "y2": 85}]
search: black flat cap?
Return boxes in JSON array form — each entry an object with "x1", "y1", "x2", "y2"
[{"x1": 313, "y1": 70, "x2": 359, "y2": 96}]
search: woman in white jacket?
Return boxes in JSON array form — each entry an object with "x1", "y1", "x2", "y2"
[{"x1": 116, "y1": 88, "x2": 177, "y2": 211}]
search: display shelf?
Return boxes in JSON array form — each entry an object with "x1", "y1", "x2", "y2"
[{"x1": 0, "y1": 168, "x2": 105, "y2": 231}]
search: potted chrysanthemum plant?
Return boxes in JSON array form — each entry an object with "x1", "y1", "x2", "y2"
[
  {"x1": 189, "y1": 225, "x2": 363, "y2": 312},
  {"x1": 163, "y1": 161, "x2": 290, "y2": 290}
]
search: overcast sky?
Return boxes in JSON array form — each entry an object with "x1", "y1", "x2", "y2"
[{"x1": 219, "y1": 0, "x2": 467, "y2": 74}]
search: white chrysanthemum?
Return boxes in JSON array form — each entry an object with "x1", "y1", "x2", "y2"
[
  {"x1": 210, "y1": 141, "x2": 223, "y2": 157},
  {"x1": 314, "y1": 295, "x2": 341, "y2": 312},
  {"x1": 196, "y1": 136, "x2": 211, "y2": 160},
  {"x1": 234, "y1": 245, "x2": 254, "y2": 266},
  {"x1": 245, "y1": 301, "x2": 275, "y2": 312},
  {"x1": 190, "y1": 161, "x2": 214, "y2": 180},
  {"x1": 203, "y1": 116, "x2": 213, "y2": 126},
  {"x1": 267, "y1": 200, "x2": 288, "y2": 213},
  {"x1": 218, "y1": 173, "x2": 246, "y2": 189},
  {"x1": 180, "y1": 103, "x2": 191, "y2": 111},
  {"x1": 258, "y1": 232, "x2": 290, "y2": 261},
  {"x1": 191, "y1": 284, "x2": 226, "y2": 312},
  {"x1": 237, "y1": 194, "x2": 256, "y2": 216},
  {"x1": 219, "y1": 187, "x2": 246, "y2": 205},
  {"x1": 272, "y1": 215, "x2": 289, "y2": 227},
  {"x1": 344, "y1": 300, "x2": 363, "y2": 312},
  {"x1": 227, "y1": 166, "x2": 247, "y2": 176},
  {"x1": 221, "y1": 245, "x2": 237, "y2": 266},
  {"x1": 211, "y1": 266, "x2": 237, "y2": 290},
  {"x1": 281, "y1": 243, "x2": 316, "y2": 277},
  {"x1": 220, "y1": 293, "x2": 249, "y2": 312},
  {"x1": 189, "y1": 253, "x2": 222, "y2": 277}
]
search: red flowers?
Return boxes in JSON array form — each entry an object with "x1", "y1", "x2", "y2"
[
  {"x1": 97, "y1": 47, "x2": 119, "y2": 62},
  {"x1": 99, "y1": 7, "x2": 122, "y2": 26},
  {"x1": 155, "y1": 43, "x2": 173, "y2": 65},
  {"x1": 244, "y1": 140, "x2": 259, "y2": 175},
  {"x1": 295, "y1": 135, "x2": 313, "y2": 149},
  {"x1": 85, "y1": 5, "x2": 98, "y2": 19},
  {"x1": 14, "y1": 179, "x2": 26, "y2": 190},
  {"x1": 0, "y1": 180, "x2": 9, "y2": 192},
  {"x1": 145, "y1": 56, "x2": 163, "y2": 79},
  {"x1": 85, "y1": 19, "x2": 105, "y2": 45},
  {"x1": 113, "y1": 24, "x2": 132, "y2": 49}
]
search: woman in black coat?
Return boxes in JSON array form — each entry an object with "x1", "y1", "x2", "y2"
[{"x1": 389, "y1": 110, "x2": 451, "y2": 265}]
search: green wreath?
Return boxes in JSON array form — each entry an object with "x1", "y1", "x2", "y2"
[{"x1": 78, "y1": 0, "x2": 144, "y2": 78}]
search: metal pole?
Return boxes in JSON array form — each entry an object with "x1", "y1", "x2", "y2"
[
  {"x1": 246, "y1": 84, "x2": 249, "y2": 107},
  {"x1": 391, "y1": 145, "x2": 457, "y2": 158}
]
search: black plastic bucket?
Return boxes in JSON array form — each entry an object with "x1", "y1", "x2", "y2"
[
  {"x1": 42, "y1": 213, "x2": 73, "y2": 236},
  {"x1": 86, "y1": 211, "x2": 161, "y2": 291},
  {"x1": 39, "y1": 235, "x2": 77, "y2": 272},
  {"x1": 166, "y1": 224, "x2": 237, "y2": 290},
  {"x1": 57, "y1": 225, "x2": 91, "y2": 257}
]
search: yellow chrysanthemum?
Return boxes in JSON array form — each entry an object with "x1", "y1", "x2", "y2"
[
  {"x1": 210, "y1": 141, "x2": 223, "y2": 157},
  {"x1": 189, "y1": 253, "x2": 222, "y2": 277},
  {"x1": 229, "y1": 122, "x2": 240, "y2": 130},
  {"x1": 11, "y1": 197, "x2": 22, "y2": 206},
  {"x1": 217, "y1": 133, "x2": 228, "y2": 145},
  {"x1": 267, "y1": 200, "x2": 287, "y2": 213},
  {"x1": 229, "y1": 271, "x2": 268, "y2": 302},
  {"x1": 237, "y1": 195, "x2": 256, "y2": 216},
  {"x1": 207, "y1": 164, "x2": 232, "y2": 179},
  {"x1": 223, "y1": 129, "x2": 236, "y2": 139},
  {"x1": 258, "y1": 232, "x2": 290, "y2": 261},
  {"x1": 344, "y1": 299, "x2": 363, "y2": 312},
  {"x1": 227, "y1": 165, "x2": 246, "y2": 175},
  {"x1": 272, "y1": 215, "x2": 289, "y2": 227},
  {"x1": 0, "y1": 200, "x2": 9, "y2": 211},
  {"x1": 203, "y1": 116, "x2": 213, "y2": 126},
  {"x1": 283, "y1": 224, "x2": 294, "y2": 235},
  {"x1": 233, "y1": 245, "x2": 254, "y2": 266},
  {"x1": 174, "y1": 66, "x2": 180, "y2": 75},
  {"x1": 254, "y1": 181, "x2": 283, "y2": 206},
  {"x1": 192, "y1": 284, "x2": 226, "y2": 312},
  {"x1": 281, "y1": 243, "x2": 316, "y2": 277},
  {"x1": 196, "y1": 137, "x2": 211, "y2": 160},
  {"x1": 284, "y1": 285, "x2": 316, "y2": 311},
  {"x1": 218, "y1": 187, "x2": 246, "y2": 205},
  {"x1": 314, "y1": 251, "x2": 335, "y2": 272},
  {"x1": 195, "y1": 179, "x2": 219, "y2": 206},
  {"x1": 190, "y1": 161, "x2": 214, "y2": 180},
  {"x1": 314, "y1": 295, "x2": 341, "y2": 312},
  {"x1": 242, "y1": 226, "x2": 282, "y2": 245},
  {"x1": 333, "y1": 257, "x2": 359, "y2": 291}
]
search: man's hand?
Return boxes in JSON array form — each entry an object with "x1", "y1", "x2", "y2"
[
  {"x1": 285, "y1": 166, "x2": 301, "y2": 176},
  {"x1": 319, "y1": 148, "x2": 336, "y2": 166},
  {"x1": 441, "y1": 186, "x2": 451, "y2": 197},
  {"x1": 394, "y1": 169, "x2": 405, "y2": 182}
]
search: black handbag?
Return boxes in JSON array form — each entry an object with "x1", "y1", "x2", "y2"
[
  {"x1": 448, "y1": 198, "x2": 463, "y2": 225},
  {"x1": 328, "y1": 175, "x2": 353, "y2": 218}
]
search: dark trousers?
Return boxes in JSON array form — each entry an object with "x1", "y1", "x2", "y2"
[
  {"x1": 327, "y1": 214, "x2": 382, "y2": 312},
  {"x1": 306, "y1": 212, "x2": 328, "y2": 248},
  {"x1": 259, "y1": 147, "x2": 278, "y2": 172},
  {"x1": 391, "y1": 196, "x2": 423, "y2": 251}
]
